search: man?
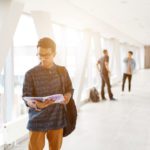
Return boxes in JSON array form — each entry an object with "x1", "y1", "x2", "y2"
[
  {"x1": 22, "y1": 37, "x2": 73, "y2": 150},
  {"x1": 97, "y1": 49, "x2": 116, "y2": 100},
  {"x1": 122, "y1": 51, "x2": 136, "y2": 92}
]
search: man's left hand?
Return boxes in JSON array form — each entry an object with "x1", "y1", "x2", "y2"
[{"x1": 63, "y1": 93, "x2": 71, "y2": 104}]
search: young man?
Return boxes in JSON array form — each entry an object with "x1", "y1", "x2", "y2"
[
  {"x1": 22, "y1": 37, "x2": 73, "y2": 150},
  {"x1": 97, "y1": 49, "x2": 116, "y2": 100},
  {"x1": 122, "y1": 51, "x2": 136, "y2": 92}
]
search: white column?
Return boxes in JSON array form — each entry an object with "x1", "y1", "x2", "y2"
[
  {"x1": 75, "y1": 29, "x2": 92, "y2": 108},
  {"x1": 140, "y1": 47, "x2": 145, "y2": 69},
  {"x1": 92, "y1": 32, "x2": 102, "y2": 88},
  {"x1": 136, "y1": 47, "x2": 141, "y2": 69},
  {"x1": 137, "y1": 47, "x2": 142, "y2": 70},
  {"x1": 120, "y1": 42, "x2": 127, "y2": 73},
  {"x1": 0, "y1": 0, "x2": 25, "y2": 72},
  {"x1": 54, "y1": 26, "x2": 68, "y2": 66},
  {"x1": 112, "y1": 38, "x2": 121, "y2": 77},
  {"x1": 31, "y1": 11, "x2": 54, "y2": 39},
  {"x1": 4, "y1": 46, "x2": 14, "y2": 122},
  {"x1": 93, "y1": 32, "x2": 102, "y2": 60},
  {"x1": 132, "y1": 46, "x2": 139, "y2": 70}
]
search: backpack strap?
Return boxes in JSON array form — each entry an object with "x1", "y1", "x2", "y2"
[{"x1": 56, "y1": 65, "x2": 66, "y2": 94}]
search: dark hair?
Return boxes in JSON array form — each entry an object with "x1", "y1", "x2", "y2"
[
  {"x1": 37, "y1": 37, "x2": 56, "y2": 52},
  {"x1": 128, "y1": 51, "x2": 133, "y2": 55},
  {"x1": 103, "y1": 49, "x2": 108, "y2": 54}
]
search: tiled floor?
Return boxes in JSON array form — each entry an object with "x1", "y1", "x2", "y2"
[{"x1": 12, "y1": 69, "x2": 150, "y2": 150}]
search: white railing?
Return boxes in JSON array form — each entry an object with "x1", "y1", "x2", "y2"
[
  {"x1": 0, "y1": 128, "x2": 5, "y2": 148},
  {"x1": 0, "y1": 114, "x2": 28, "y2": 146}
]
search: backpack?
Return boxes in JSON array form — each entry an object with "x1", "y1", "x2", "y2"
[
  {"x1": 63, "y1": 96, "x2": 77, "y2": 137},
  {"x1": 56, "y1": 66, "x2": 77, "y2": 137},
  {"x1": 89, "y1": 87, "x2": 100, "y2": 102}
]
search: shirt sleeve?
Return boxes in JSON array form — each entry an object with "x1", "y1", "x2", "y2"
[
  {"x1": 22, "y1": 72, "x2": 34, "y2": 106},
  {"x1": 105, "y1": 56, "x2": 109, "y2": 63}
]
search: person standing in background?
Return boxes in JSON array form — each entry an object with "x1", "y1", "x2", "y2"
[
  {"x1": 122, "y1": 51, "x2": 136, "y2": 92},
  {"x1": 97, "y1": 49, "x2": 116, "y2": 100}
]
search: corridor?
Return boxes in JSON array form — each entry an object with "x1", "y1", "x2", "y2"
[{"x1": 12, "y1": 69, "x2": 150, "y2": 150}]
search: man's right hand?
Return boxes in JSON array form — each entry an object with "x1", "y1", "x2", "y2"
[
  {"x1": 27, "y1": 100, "x2": 37, "y2": 109},
  {"x1": 26, "y1": 100, "x2": 41, "y2": 111},
  {"x1": 35, "y1": 99, "x2": 54, "y2": 109},
  {"x1": 27, "y1": 99, "x2": 54, "y2": 111}
]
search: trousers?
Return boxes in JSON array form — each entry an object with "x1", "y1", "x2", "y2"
[{"x1": 28, "y1": 128, "x2": 63, "y2": 150}]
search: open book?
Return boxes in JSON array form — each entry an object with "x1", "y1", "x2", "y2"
[{"x1": 23, "y1": 94, "x2": 64, "y2": 103}]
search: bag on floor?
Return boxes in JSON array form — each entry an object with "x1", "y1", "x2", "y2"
[{"x1": 89, "y1": 87, "x2": 100, "y2": 102}]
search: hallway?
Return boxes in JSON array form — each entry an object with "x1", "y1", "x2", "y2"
[
  {"x1": 1, "y1": 0, "x2": 150, "y2": 149},
  {"x1": 12, "y1": 69, "x2": 150, "y2": 150}
]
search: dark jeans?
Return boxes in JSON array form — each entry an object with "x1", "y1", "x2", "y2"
[
  {"x1": 122, "y1": 73, "x2": 132, "y2": 92},
  {"x1": 101, "y1": 73, "x2": 113, "y2": 99}
]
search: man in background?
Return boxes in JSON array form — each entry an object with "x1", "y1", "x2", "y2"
[
  {"x1": 97, "y1": 49, "x2": 116, "y2": 100},
  {"x1": 122, "y1": 51, "x2": 136, "y2": 92}
]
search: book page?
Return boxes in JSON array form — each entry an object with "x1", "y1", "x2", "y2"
[{"x1": 23, "y1": 94, "x2": 64, "y2": 103}]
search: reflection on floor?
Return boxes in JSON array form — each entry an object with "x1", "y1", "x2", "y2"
[{"x1": 12, "y1": 69, "x2": 150, "y2": 150}]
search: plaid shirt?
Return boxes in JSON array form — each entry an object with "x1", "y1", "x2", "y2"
[{"x1": 22, "y1": 64, "x2": 72, "y2": 131}]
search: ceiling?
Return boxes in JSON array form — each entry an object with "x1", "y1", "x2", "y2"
[
  {"x1": 24, "y1": 0, "x2": 150, "y2": 46},
  {"x1": 68, "y1": 0, "x2": 150, "y2": 45}
]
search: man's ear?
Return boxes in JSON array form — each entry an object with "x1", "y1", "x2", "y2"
[{"x1": 53, "y1": 51, "x2": 56, "y2": 57}]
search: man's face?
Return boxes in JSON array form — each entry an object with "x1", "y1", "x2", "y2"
[
  {"x1": 128, "y1": 52, "x2": 132, "y2": 58},
  {"x1": 104, "y1": 51, "x2": 108, "y2": 56},
  {"x1": 37, "y1": 47, "x2": 55, "y2": 67}
]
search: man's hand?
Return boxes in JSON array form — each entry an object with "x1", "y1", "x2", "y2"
[
  {"x1": 63, "y1": 93, "x2": 71, "y2": 104},
  {"x1": 35, "y1": 99, "x2": 54, "y2": 109},
  {"x1": 26, "y1": 100, "x2": 41, "y2": 111},
  {"x1": 97, "y1": 63, "x2": 101, "y2": 72}
]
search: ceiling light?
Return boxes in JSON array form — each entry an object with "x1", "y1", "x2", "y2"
[
  {"x1": 133, "y1": 18, "x2": 139, "y2": 21},
  {"x1": 120, "y1": 0, "x2": 128, "y2": 4}
]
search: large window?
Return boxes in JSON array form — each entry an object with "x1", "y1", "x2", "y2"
[
  {"x1": 13, "y1": 14, "x2": 38, "y2": 118},
  {"x1": 2, "y1": 13, "x2": 142, "y2": 123},
  {"x1": 13, "y1": 15, "x2": 86, "y2": 113},
  {"x1": 120, "y1": 44, "x2": 128, "y2": 74},
  {"x1": 53, "y1": 24, "x2": 84, "y2": 77},
  {"x1": 0, "y1": 69, "x2": 4, "y2": 127}
]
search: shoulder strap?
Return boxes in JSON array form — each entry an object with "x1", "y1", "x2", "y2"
[
  {"x1": 56, "y1": 65, "x2": 65, "y2": 94},
  {"x1": 56, "y1": 65, "x2": 74, "y2": 96}
]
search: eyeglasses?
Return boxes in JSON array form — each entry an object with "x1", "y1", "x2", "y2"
[{"x1": 36, "y1": 52, "x2": 53, "y2": 59}]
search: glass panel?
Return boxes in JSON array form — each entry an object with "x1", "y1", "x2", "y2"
[
  {"x1": 53, "y1": 24, "x2": 84, "y2": 102},
  {"x1": 0, "y1": 69, "x2": 4, "y2": 128},
  {"x1": 13, "y1": 14, "x2": 38, "y2": 118}
]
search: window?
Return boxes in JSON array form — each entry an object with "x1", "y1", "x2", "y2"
[
  {"x1": 0, "y1": 69, "x2": 4, "y2": 127},
  {"x1": 13, "y1": 14, "x2": 38, "y2": 118},
  {"x1": 53, "y1": 24, "x2": 84, "y2": 101}
]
